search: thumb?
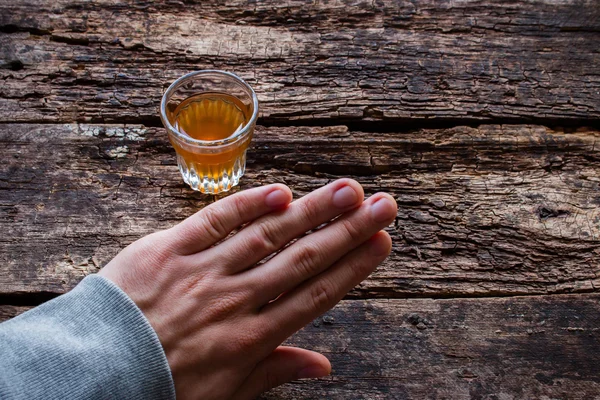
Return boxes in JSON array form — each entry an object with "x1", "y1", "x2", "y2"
[{"x1": 232, "y1": 346, "x2": 331, "y2": 400}]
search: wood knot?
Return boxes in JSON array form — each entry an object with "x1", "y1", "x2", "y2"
[
  {"x1": 407, "y1": 313, "x2": 433, "y2": 329},
  {"x1": 536, "y1": 206, "x2": 570, "y2": 220},
  {"x1": 2, "y1": 59, "x2": 24, "y2": 71}
]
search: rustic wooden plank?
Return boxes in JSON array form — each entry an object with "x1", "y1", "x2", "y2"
[
  {"x1": 1, "y1": 0, "x2": 599, "y2": 123},
  {"x1": 271, "y1": 295, "x2": 600, "y2": 399},
  {"x1": 0, "y1": 305, "x2": 28, "y2": 320},
  {"x1": 1, "y1": 123, "x2": 599, "y2": 297},
  {"x1": 2, "y1": 295, "x2": 599, "y2": 398},
  {"x1": 6, "y1": 0, "x2": 599, "y2": 34}
]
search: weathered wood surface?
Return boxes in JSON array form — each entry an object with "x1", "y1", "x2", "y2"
[
  {"x1": 2, "y1": 123, "x2": 599, "y2": 297},
  {"x1": 0, "y1": 305, "x2": 28, "y2": 320},
  {"x1": 1, "y1": 0, "x2": 599, "y2": 124},
  {"x1": 2, "y1": 1, "x2": 600, "y2": 398},
  {"x1": 2, "y1": 295, "x2": 600, "y2": 399}
]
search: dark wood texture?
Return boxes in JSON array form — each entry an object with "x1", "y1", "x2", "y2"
[
  {"x1": 0, "y1": 0, "x2": 599, "y2": 124},
  {"x1": 2, "y1": 295, "x2": 600, "y2": 399},
  {"x1": 0, "y1": 305, "x2": 28, "y2": 320},
  {"x1": 1, "y1": 123, "x2": 599, "y2": 297},
  {"x1": 1, "y1": 0, "x2": 599, "y2": 398}
]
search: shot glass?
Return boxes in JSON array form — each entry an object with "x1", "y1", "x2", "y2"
[{"x1": 160, "y1": 70, "x2": 259, "y2": 194}]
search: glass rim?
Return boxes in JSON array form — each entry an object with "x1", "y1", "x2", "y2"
[{"x1": 159, "y1": 70, "x2": 259, "y2": 147}]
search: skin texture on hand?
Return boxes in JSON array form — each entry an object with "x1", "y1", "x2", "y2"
[{"x1": 99, "y1": 179, "x2": 397, "y2": 400}]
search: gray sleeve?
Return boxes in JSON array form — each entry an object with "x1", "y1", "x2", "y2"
[{"x1": 0, "y1": 274, "x2": 176, "y2": 400}]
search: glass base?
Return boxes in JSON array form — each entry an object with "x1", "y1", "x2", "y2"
[{"x1": 177, "y1": 151, "x2": 246, "y2": 194}]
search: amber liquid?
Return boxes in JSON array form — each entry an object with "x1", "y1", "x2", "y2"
[
  {"x1": 169, "y1": 93, "x2": 253, "y2": 192},
  {"x1": 173, "y1": 93, "x2": 248, "y2": 141}
]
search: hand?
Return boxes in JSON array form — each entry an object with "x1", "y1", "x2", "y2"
[{"x1": 99, "y1": 179, "x2": 397, "y2": 400}]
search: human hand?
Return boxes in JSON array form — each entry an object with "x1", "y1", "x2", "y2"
[{"x1": 99, "y1": 179, "x2": 397, "y2": 400}]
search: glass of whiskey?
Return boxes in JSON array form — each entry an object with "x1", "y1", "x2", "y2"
[{"x1": 160, "y1": 70, "x2": 259, "y2": 194}]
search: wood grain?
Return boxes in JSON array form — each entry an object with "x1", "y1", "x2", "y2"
[
  {"x1": 1, "y1": 0, "x2": 599, "y2": 124},
  {"x1": 0, "y1": 305, "x2": 28, "y2": 320},
  {"x1": 2, "y1": 295, "x2": 599, "y2": 399},
  {"x1": 1, "y1": 2, "x2": 599, "y2": 399},
  {"x1": 2, "y1": 123, "x2": 598, "y2": 297}
]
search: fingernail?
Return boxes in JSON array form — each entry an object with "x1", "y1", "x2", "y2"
[
  {"x1": 371, "y1": 197, "x2": 396, "y2": 223},
  {"x1": 265, "y1": 189, "x2": 290, "y2": 208},
  {"x1": 369, "y1": 233, "x2": 391, "y2": 256},
  {"x1": 297, "y1": 365, "x2": 330, "y2": 380},
  {"x1": 332, "y1": 185, "x2": 358, "y2": 208}
]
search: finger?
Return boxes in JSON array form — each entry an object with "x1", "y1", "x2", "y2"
[
  {"x1": 205, "y1": 178, "x2": 364, "y2": 273},
  {"x1": 244, "y1": 193, "x2": 397, "y2": 305},
  {"x1": 260, "y1": 231, "x2": 392, "y2": 345},
  {"x1": 169, "y1": 184, "x2": 292, "y2": 255},
  {"x1": 231, "y1": 346, "x2": 331, "y2": 400}
]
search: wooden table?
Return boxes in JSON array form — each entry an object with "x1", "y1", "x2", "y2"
[{"x1": 1, "y1": 1, "x2": 599, "y2": 398}]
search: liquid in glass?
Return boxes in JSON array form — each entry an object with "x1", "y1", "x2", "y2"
[{"x1": 161, "y1": 70, "x2": 258, "y2": 194}]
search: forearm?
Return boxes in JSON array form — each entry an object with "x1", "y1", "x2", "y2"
[{"x1": 0, "y1": 274, "x2": 175, "y2": 400}]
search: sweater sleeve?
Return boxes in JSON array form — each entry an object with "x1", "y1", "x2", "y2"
[{"x1": 0, "y1": 274, "x2": 176, "y2": 400}]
